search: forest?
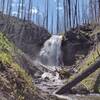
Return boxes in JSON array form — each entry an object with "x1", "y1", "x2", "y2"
[
  {"x1": 0, "y1": 0, "x2": 100, "y2": 100},
  {"x1": 0, "y1": 0, "x2": 100, "y2": 33}
]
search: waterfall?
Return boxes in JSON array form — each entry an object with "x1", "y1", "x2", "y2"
[
  {"x1": 36, "y1": 35, "x2": 65, "y2": 93},
  {"x1": 39, "y1": 35, "x2": 63, "y2": 67}
]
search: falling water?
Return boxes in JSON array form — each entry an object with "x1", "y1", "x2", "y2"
[
  {"x1": 39, "y1": 35, "x2": 63, "y2": 67},
  {"x1": 36, "y1": 35, "x2": 64, "y2": 93}
]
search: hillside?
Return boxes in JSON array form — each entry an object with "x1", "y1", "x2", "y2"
[
  {"x1": 0, "y1": 32, "x2": 46, "y2": 100},
  {"x1": 1, "y1": 0, "x2": 100, "y2": 99},
  {"x1": 0, "y1": 12, "x2": 51, "y2": 58}
]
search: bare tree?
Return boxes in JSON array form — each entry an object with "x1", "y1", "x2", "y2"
[
  {"x1": 17, "y1": 0, "x2": 21, "y2": 18},
  {"x1": 73, "y1": 0, "x2": 78, "y2": 27},
  {"x1": 57, "y1": 0, "x2": 60, "y2": 33},
  {"x1": 6, "y1": 0, "x2": 10, "y2": 14},
  {"x1": 45, "y1": 0, "x2": 48, "y2": 30},
  {"x1": 1, "y1": 0, "x2": 5, "y2": 13},
  {"x1": 98, "y1": 0, "x2": 100, "y2": 22},
  {"x1": 21, "y1": 0, "x2": 25, "y2": 19},
  {"x1": 28, "y1": 0, "x2": 32, "y2": 20},
  {"x1": 63, "y1": 0, "x2": 67, "y2": 33},
  {"x1": 68, "y1": 0, "x2": 71, "y2": 28},
  {"x1": 8, "y1": 0, "x2": 12, "y2": 16},
  {"x1": 51, "y1": 10, "x2": 54, "y2": 34},
  {"x1": 98, "y1": 0, "x2": 100, "y2": 15}
]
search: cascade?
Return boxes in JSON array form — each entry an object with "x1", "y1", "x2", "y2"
[{"x1": 39, "y1": 35, "x2": 63, "y2": 67}]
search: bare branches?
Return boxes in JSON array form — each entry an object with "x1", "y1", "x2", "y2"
[{"x1": 0, "y1": 0, "x2": 100, "y2": 33}]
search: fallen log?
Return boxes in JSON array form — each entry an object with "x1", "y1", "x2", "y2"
[{"x1": 55, "y1": 57, "x2": 100, "y2": 94}]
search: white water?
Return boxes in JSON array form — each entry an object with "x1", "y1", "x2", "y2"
[
  {"x1": 36, "y1": 35, "x2": 65, "y2": 93},
  {"x1": 39, "y1": 35, "x2": 63, "y2": 66}
]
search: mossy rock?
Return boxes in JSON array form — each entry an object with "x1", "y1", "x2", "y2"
[
  {"x1": 0, "y1": 32, "x2": 42, "y2": 100},
  {"x1": 68, "y1": 44, "x2": 100, "y2": 93}
]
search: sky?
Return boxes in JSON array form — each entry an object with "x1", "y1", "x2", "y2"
[{"x1": 0, "y1": 0, "x2": 89, "y2": 33}]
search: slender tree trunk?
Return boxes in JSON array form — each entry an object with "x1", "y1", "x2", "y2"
[
  {"x1": 63, "y1": 0, "x2": 67, "y2": 33},
  {"x1": 17, "y1": 0, "x2": 21, "y2": 18},
  {"x1": 6, "y1": 0, "x2": 10, "y2": 14},
  {"x1": 57, "y1": 0, "x2": 59, "y2": 34},
  {"x1": 28, "y1": 0, "x2": 32, "y2": 21},
  {"x1": 46, "y1": 0, "x2": 48, "y2": 30},
  {"x1": 98, "y1": 0, "x2": 100, "y2": 22},
  {"x1": 21, "y1": 0, "x2": 25, "y2": 19},
  {"x1": 8, "y1": 0, "x2": 12, "y2": 16},
  {"x1": 1, "y1": 0, "x2": 5, "y2": 14},
  {"x1": 51, "y1": 10, "x2": 54, "y2": 34},
  {"x1": 73, "y1": 0, "x2": 78, "y2": 27},
  {"x1": 68, "y1": 0, "x2": 71, "y2": 28}
]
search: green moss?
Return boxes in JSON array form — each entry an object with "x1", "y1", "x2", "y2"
[
  {"x1": 69, "y1": 44, "x2": 100, "y2": 93},
  {"x1": 81, "y1": 69, "x2": 100, "y2": 92},
  {"x1": 0, "y1": 33, "x2": 13, "y2": 51},
  {"x1": 0, "y1": 32, "x2": 36, "y2": 99},
  {"x1": 94, "y1": 74, "x2": 100, "y2": 93},
  {"x1": 0, "y1": 52, "x2": 34, "y2": 89}
]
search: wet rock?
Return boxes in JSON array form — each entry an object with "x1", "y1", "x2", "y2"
[
  {"x1": 58, "y1": 68, "x2": 71, "y2": 79},
  {"x1": 41, "y1": 72, "x2": 59, "y2": 81}
]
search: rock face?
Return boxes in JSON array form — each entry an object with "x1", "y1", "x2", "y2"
[
  {"x1": 0, "y1": 12, "x2": 51, "y2": 58},
  {"x1": 61, "y1": 24, "x2": 96, "y2": 66}
]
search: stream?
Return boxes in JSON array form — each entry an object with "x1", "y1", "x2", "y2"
[{"x1": 35, "y1": 35, "x2": 100, "y2": 100}]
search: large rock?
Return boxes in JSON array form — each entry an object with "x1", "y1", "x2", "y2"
[
  {"x1": 0, "y1": 12, "x2": 51, "y2": 58},
  {"x1": 61, "y1": 24, "x2": 95, "y2": 66}
]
